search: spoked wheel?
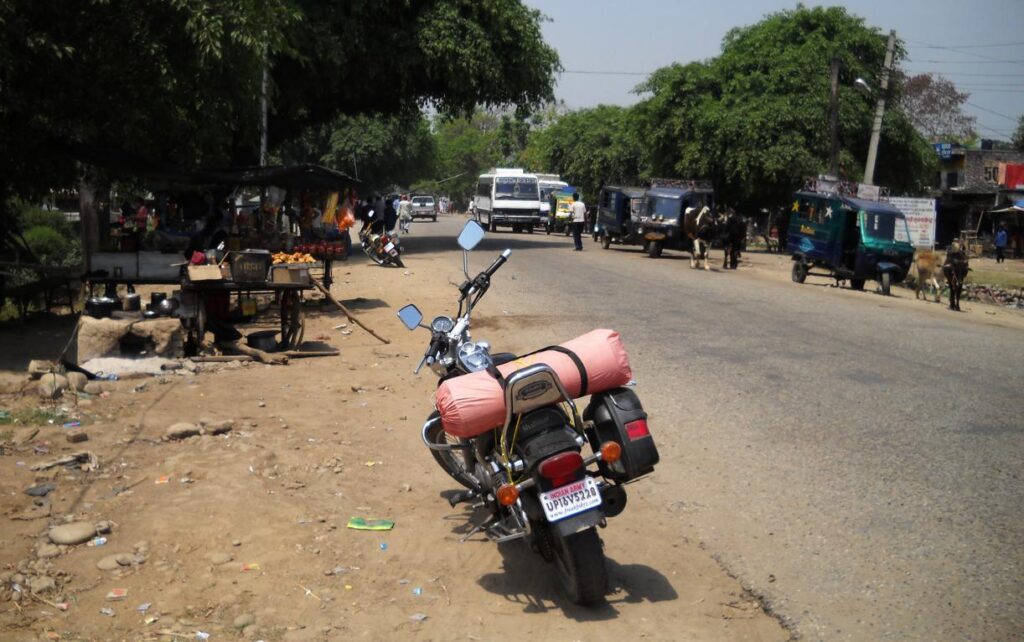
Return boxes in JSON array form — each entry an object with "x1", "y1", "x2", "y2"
[
  {"x1": 879, "y1": 272, "x2": 892, "y2": 296},
  {"x1": 552, "y1": 528, "x2": 608, "y2": 606},
  {"x1": 425, "y1": 416, "x2": 478, "y2": 490}
]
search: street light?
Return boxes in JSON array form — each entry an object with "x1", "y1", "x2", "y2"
[{"x1": 854, "y1": 78, "x2": 872, "y2": 95}]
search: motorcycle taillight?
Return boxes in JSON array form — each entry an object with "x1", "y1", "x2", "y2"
[{"x1": 538, "y1": 451, "x2": 583, "y2": 488}]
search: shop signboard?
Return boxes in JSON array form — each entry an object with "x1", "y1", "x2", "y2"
[{"x1": 888, "y1": 197, "x2": 936, "y2": 249}]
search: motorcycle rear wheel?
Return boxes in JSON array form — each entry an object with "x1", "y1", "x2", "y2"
[
  {"x1": 553, "y1": 528, "x2": 608, "y2": 606},
  {"x1": 425, "y1": 419, "x2": 477, "y2": 490},
  {"x1": 391, "y1": 255, "x2": 405, "y2": 268}
]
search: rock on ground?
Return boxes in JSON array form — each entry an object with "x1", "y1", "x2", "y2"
[
  {"x1": 66, "y1": 371, "x2": 88, "y2": 391},
  {"x1": 165, "y1": 422, "x2": 200, "y2": 440},
  {"x1": 38, "y1": 373, "x2": 69, "y2": 399},
  {"x1": 48, "y1": 521, "x2": 97, "y2": 545}
]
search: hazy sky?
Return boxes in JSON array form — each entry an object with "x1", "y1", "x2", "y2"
[{"x1": 526, "y1": 0, "x2": 1024, "y2": 142}]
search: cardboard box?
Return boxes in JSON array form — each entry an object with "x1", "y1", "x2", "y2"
[
  {"x1": 187, "y1": 265, "x2": 223, "y2": 281},
  {"x1": 270, "y1": 265, "x2": 310, "y2": 285}
]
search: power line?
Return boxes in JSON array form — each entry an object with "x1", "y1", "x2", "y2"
[
  {"x1": 907, "y1": 39, "x2": 1024, "y2": 49},
  {"x1": 903, "y1": 70, "x2": 1024, "y2": 77},
  {"x1": 560, "y1": 70, "x2": 649, "y2": 76},
  {"x1": 965, "y1": 101, "x2": 1019, "y2": 122},
  {"x1": 909, "y1": 59, "x2": 1024, "y2": 64}
]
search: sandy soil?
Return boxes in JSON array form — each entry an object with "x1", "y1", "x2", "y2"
[
  {"x1": 737, "y1": 248, "x2": 1024, "y2": 332},
  {"x1": 0, "y1": 241, "x2": 787, "y2": 640}
]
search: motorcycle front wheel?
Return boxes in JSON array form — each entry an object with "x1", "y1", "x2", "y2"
[
  {"x1": 425, "y1": 417, "x2": 477, "y2": 489},
  {"x1": 553, "y1": 528, "x2": 608, "y2": 606}
]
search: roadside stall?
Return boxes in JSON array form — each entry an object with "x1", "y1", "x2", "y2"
[{"x1": 83, "y1": 164, "x2": 359, "y2": 358}]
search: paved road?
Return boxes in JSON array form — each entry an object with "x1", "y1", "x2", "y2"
[{"x1": 406, "y1": 217, "x2": 1023, "y2": 641}]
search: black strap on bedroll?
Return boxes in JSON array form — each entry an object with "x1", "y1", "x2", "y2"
[{"x1": 515, "y1": 345, "x2": 589, "y2": 397}]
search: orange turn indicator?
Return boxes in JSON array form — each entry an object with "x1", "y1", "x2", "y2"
[
  {"x1": 600, "y1": 441, "x2": 622, "y2": 464},
  {"x1": 496, "y1": 484, "x2": 520, "y2": 506}
]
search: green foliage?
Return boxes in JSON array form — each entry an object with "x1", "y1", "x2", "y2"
[
  {"x1": 23, "y1": 226, "x2": 70, "y2": 266},
  {"x1": 522, "y1": 105, "x2": 644, "y2": 198},
  {"x1": 631, "y1": 5, "x2": 934, "y2": 207},
  {"x1": 278, "y1": 113, "x2": 436, "y2": 193},
  {"x1": 1014, "y1": 115, "x2": 1024, "y2": 153},
  {"x1": 431, "y1": 112, "x2": 504, "y2": 206},
  {"x1": 18, "y1": 208, "x2": 71, "y2": 236},
  {"x1": 0, "y1": 0, "x2": 559, "y2": 217}
]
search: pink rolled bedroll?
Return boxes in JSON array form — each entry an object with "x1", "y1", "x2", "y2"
[{"x1": 435, "y1": 328, "x2": 633, "y2": 438}]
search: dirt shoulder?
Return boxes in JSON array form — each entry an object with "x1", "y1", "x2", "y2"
[
  {"x1": 738, "y1": 248, "x2": 1024, "y2": 332},
  {"x1": 0, "y1": 226, "x2": 787, "y2": 641}
]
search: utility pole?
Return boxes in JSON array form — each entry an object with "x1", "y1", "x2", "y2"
[
  {"x1": 259, "y1": 44, "x2": 269, "y2": 167},
  {"x1": 829, "y1": 57, "x2": 840, "y2": 177},
  {"x1": 863, "y1": 30, "x2": 896, "y2": 187}
]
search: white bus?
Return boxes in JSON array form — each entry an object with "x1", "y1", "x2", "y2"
[{"x1": 474, "y1": 168, "x2": 543, "y2": 233}]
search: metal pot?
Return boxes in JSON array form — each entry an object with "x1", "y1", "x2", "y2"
[
  {"x1": 123, "y1": 293, "x2": 141, "y2": 312},
  {"x1": 246, "y1": 330, "x2": 279, "y2": 352},
  {"x1": 158, "y1": 297, "x2": 180, "y2": 315},
  {"x1": 86, "y1": 297, "x2": 118, "y2": 318},
  {"x1": 150, "y1": 292, "x2": 167, "y2": 308}
]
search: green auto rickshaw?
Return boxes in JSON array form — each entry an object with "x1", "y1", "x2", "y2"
[{"x1": 787, "y1": 191, "x2": 915, "y2": 295}]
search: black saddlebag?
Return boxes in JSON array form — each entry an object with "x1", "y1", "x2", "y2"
[{"x1": 583, "y1": 387, "x2": 659, "y2": 482}]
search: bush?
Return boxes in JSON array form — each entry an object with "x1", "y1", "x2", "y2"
[
  {"x1": 23, "y1": 225, "x2": 70, "y2": 266},
  {"x1": 19, "y1": 207, "x2": 71, "y2": 236}
]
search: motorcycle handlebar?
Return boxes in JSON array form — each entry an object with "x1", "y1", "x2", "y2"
[
  {"x1": 424, "y1": 334, "x2": 444, "y2": 364},
  {"x1": 483, "y1": 249, "x2": 512, "y2": 279}
]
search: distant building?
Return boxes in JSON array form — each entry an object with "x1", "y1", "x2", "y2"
[{"x1": 932, "y1": 144, "x2": 1024, "y2": 246}]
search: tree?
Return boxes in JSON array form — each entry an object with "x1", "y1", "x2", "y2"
[
  {"x1": 521, "y1": 105, "x2": 643, "y2": 199},
  {"x1": 428, "y1": 112, "x2": 504, "y2": 206},
  {"x1": 632, "y1": 6, "x2": 935, "y2": 208},
  {"x1": 277, "y1": 114, "x2": 436, "y2": 193},
  {"x1": 1014, "y1": 115, "x2": 1024, "y2": 153},
  {"x1": 898, "y1": 73, "x2": 976, "y2": 143},
  {"x1": 0, "y1": 0, "x2": 560, "y2": 250}
]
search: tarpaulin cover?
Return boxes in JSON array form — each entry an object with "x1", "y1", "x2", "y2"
[{"x1": 435, "y1": 329, "x2": 633, "y2": 438}]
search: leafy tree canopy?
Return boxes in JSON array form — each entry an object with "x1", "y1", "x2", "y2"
[
  {"x1": 522, "y1": 105, "x2": 644, "y2": 199},
  {"x1": 898, "y1": 73, "x2": 977, "y2": 144},
  {"x1": 1014, "y1": 115, "x2": 1024, "y2": 153},
  {"x1": 0, "y1": 0, "x2": 560, "y2": 209},
  {"x1": 631, "y1": 5, "x2": 935, "y2": 207}
]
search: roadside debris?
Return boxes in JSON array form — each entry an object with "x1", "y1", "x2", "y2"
[
  {"x1": 346, "y1": 517, "x2": 394, "y2": 531},
  {"x1": 32, "y1": 451, "x2": 98, "y2": 472}
]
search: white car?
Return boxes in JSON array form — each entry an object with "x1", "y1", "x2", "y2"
[{"x1": 411, "y1": 196, "x2": 436, "y2": 221}]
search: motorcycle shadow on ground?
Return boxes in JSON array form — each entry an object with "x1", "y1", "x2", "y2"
[{"x1": 441, "y1": 494, "x2": 678, "y2": 620}]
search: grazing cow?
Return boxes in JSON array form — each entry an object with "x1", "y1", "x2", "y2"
[
  {"x1": 942, "y1": 243, "x2": 970, "y2": 312},
  {"x1": 683, "y1": 206, "x2": 718, "y2": 270},
  {"x1": 719, "y1": 211, "x2": 746, "y2": 269},
  {"x1": 913, "y1": 250, "x2": 943, "y2": 303}
]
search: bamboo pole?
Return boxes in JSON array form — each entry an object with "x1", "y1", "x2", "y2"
[{"x1": 311, "y1": 278, "x2": 390, "y2": 344}]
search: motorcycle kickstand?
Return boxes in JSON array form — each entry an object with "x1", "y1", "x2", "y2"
[{"x1": 460, "y1": 514, "x2": 498, "y2": 544}]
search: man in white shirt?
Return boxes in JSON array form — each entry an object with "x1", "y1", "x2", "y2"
[{"x1": 570, "y1": 192, "x2": 586, "y2": 251}]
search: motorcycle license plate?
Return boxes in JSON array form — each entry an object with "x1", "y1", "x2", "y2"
[
  {"x1": 540, "y1": 477, "x2": 601, "y2": 522},
  {"x1": 384, "y1": 242, "x2": 395, "y2": 252}
]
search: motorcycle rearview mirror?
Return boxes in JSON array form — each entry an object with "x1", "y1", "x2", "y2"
[
  {"x1": 396, "y1": 304, "x2": 423, "y2": 331},
  {"x1": 457, "y1": 220, "x2": 485, "y2": 251}
]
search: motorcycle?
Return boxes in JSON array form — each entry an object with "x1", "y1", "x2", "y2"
[
  {"x1": 397, "y1": 220, "x2": 659, "y2": 605},
  {"x1": 359, "y1": 210, "x2": 404, "y2": 268}
]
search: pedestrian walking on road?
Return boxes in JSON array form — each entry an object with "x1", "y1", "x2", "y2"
[
  {"x1": 570, "y1": 192, "x2": 586, "y2": 251},
  {"x1": 995, "y1": 224, "x2": 1008, "y2": 263},
  {"x1": 398, "y1": 194, "x2": 412, "y2": 235}
]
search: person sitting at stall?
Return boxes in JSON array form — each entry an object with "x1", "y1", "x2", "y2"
[{"x1": 184, "y1": 213, "x2": 228, "y2": 261}]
